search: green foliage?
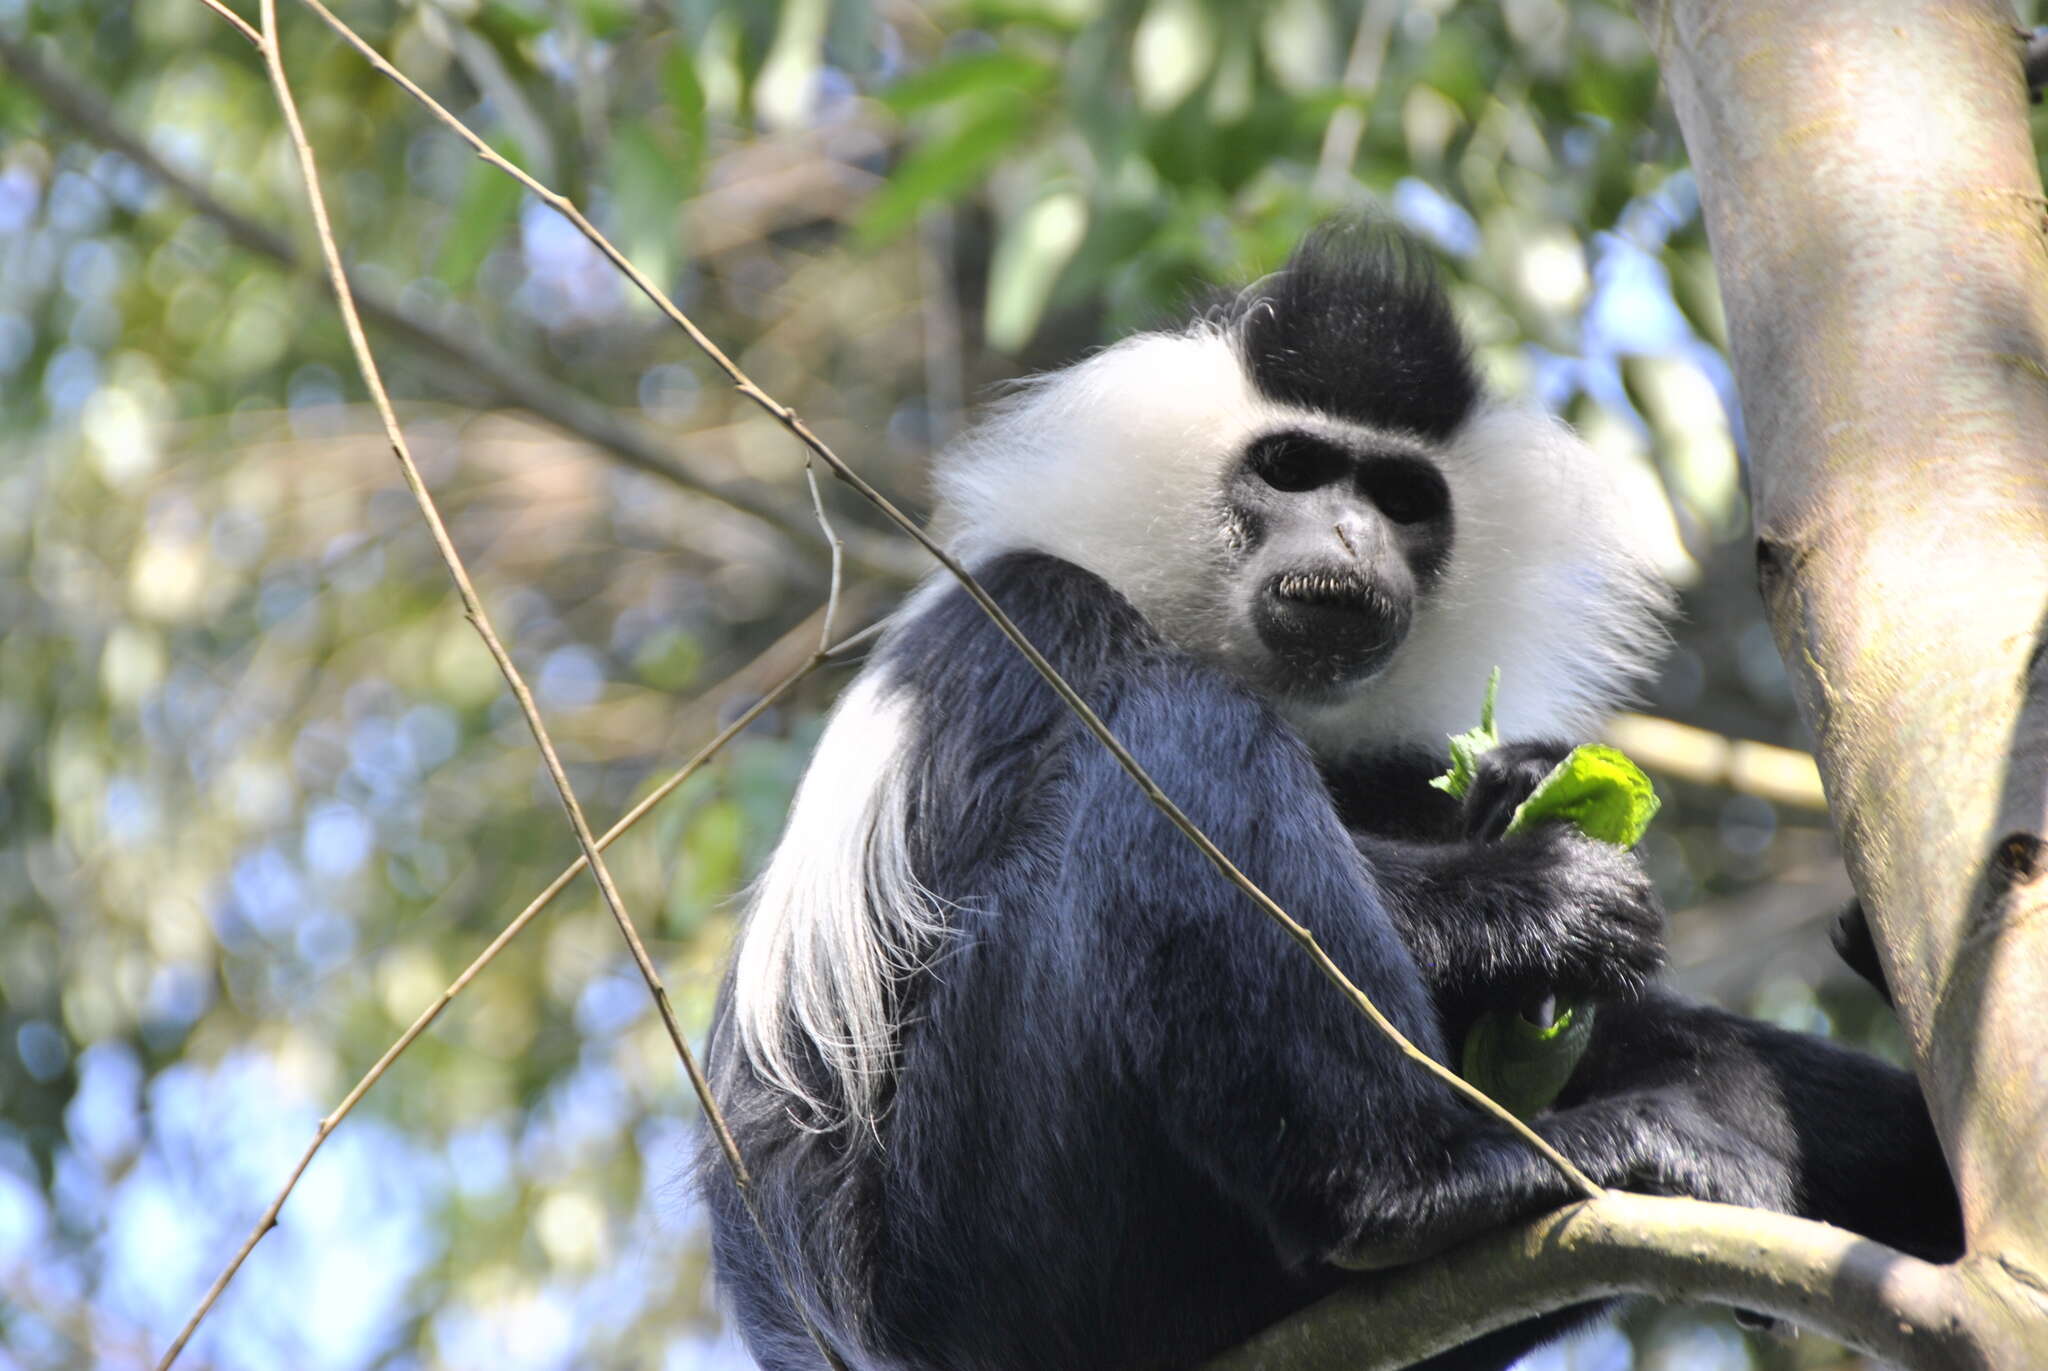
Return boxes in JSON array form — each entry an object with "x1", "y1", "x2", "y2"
[
  {"x1": 855, "y1": 92, "x2": 1039, "y2": 247},
  {"x1": 879, "y1": 49, "x2": 1056, "y2": 114},
  {"x1": 1432, "y1": 676, "x2": 1658, "y2": 1122},
  {"x1": 1430, "y1": 670, "x2": 1661, "y2": 850},
  {"x1": 437, "y1": 147, "x2": 527, "y2": 290}
]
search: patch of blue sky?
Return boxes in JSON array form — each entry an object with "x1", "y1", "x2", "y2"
[
  {"x1": 108, "y1": 1054, "x2": 438, "y2": 1369},
  {"x1": 575, "y1": 968, "x2": 649, "y2": 1038},
  {"x1": 0, "y1": 1162, "x2": 50, "y2": 1267},
  {"x1": 230, "y1": 844, "x2": 309, "y2": 935},
  {"x1": 304, "y1": 800, "x2": 376, "y2": 879},
  {"x1": 526, "y1": 1063, "x2": 633, "y2": 1172},
  {"x1": 537, "y1": 643, "x2": 609, "y2": 711},
  {"x1": 1392, "y1": 177, "x2": 1481, "y2": 258},
  {"x1": 65, "y1": 1042, "x2": 143, "y2": 1167}
]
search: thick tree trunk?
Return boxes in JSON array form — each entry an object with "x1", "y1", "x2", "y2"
[{"x1": 1642, "y1": 0, "x2": 2048, "y2": 1284}]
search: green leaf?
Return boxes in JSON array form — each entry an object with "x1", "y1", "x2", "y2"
[
  {"x1": 661, "y1": 45, "x2": 709, "y2": 192},
  {"x1": 667, "y1": 798, "x2": 747, "y2": 936},
  {"x1": 953, "y1": 0, "x2": 1087, "y2": 35},
  {"x1": 984, "y1": 190, "x2": 1089, "y2": 352},
  {"x1": 1428, "y1": 666, "x2": 1501, "y2": 799},
  {"x1": 477, "y1": 1, "x2": 552, "y2": 41},
  {"x1": 856, "y1": 96, "x2": 1036, "y2": 248},
  {"x1": 608, "y1": 120, "x2": 681, "y2": 286},
  {"x1": 1503, "y1": 744, "x2": 1662, "y2": 849},
  {"x1": 1460, "y1": 997, "x2": 1597, "y2": 1121},
  {"x1": 572, "y1": 0, "x2": 633, "y2": 39},
  {"x1": 881, "y1": 51, "x2": 1055, "y2": 114},
  {"x1": 436, "y1": 148, "x2": 526, "y2": 291}
]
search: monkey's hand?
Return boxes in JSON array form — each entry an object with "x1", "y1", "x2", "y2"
[
  {"x1": 1493, "y1": 823, "x2": 1667, "y2": 1003},
  {"x1": 1451, "y1": 738, "x2": 1666, "y2": 1000},
  {"x1": 1367, "y1": 818, "x2": 1666, "y2": 1008},
  {"x1": 1458, "y1": 738, "x2": 1577, "y2": 842}
]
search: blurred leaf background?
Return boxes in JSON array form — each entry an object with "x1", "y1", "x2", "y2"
[{"x1": 4, "y1": 1, "x2": 2037, "y2": 1368}]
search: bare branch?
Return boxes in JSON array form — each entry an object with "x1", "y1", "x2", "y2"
[
  {"x1": 292, "y1": 0, "x2": 1600, "y2": 1200},
  {"x1": 1312, "y1": 0, "x2": 1399, "y2": 199},
  {"x1": 1605, "y1": 713, "x2": 1826, "y2": 810}
]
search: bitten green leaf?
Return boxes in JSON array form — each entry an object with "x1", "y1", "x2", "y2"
[{"x1": 1503, "y1": 744, "x2": 1662, "y2": 849}]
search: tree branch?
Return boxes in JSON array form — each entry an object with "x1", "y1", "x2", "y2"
[
  {"x1": 1628, "y1": 0, "x2": 2048, "y2": 1362},
  {"x1": 1207, "y1": 1193, "x2": 1990, "y2": 1371}
]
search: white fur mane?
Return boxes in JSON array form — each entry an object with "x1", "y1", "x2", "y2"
[
  {"x1": 932, "y1": 325, "x2": 1671, "y2": 748},
  {"x1": 729, "y1": 318, "x2": 1672, "y2": 1127}
]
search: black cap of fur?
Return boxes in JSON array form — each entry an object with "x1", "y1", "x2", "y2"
[{"x1": 1229, "y1": 223, "x2": 1480, "y2": 441}]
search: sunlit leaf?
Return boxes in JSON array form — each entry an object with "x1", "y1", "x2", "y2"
[
  {"x1": 608, "y1": 120, "x2": 681, "y2": 285},
  {"x1": 436, "y1": 144, "x2": 526, "y2": 291},
  {"x1": 882, "y1": 51, "x2": 1056, "y2": 114},
  {"x1": 984, "y1": 190, "x2": 1089, "y2": 351},
  {"x1": 1430, "y1": 667, "x2": 1501, "y2": 799},
  {"x1": 661, "y1": 44, "x2": 709, "y2": 195},
  {"x1": 1504, "y1": 744, "x2": 1662, "y2": 849},
  {"x1": 856, "y1": 96, "x2": 1036, "y2": 248}
]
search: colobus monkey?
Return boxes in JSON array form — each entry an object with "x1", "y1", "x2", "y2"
[{"x1": 700, "y1": 225, "x2": 1959, "y2": 1371}]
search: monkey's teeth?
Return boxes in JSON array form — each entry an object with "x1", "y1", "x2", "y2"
[{"x1": 1276, "y1": 571, "x2": 1369, "y2": 606}]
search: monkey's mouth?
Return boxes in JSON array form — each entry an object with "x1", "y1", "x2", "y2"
[
  {"x1": 1253, "y1": 566, "x2": 1410, "y2": 692},
  {"x1": 1269, "y1": 569, "x2": 1379, "y2": 611}
]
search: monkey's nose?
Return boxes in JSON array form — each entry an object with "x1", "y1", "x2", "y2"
[{"x1": 1332, "y1": 513, "x2": 1376, "y2": 560}]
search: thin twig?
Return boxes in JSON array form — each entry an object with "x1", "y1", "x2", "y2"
[
  {"x1": 196, "y1": 0, "x2": 261, "y2": 45},
  {"x1": 289, "y1": 0, "x2": 1600, "y2": 1195},
  {"x1": 165, "y1": 5, "x2": 848, "y2": 1368},
  {"x1": 153, "y1": 619, "x2": 876, "y2": 1371}
]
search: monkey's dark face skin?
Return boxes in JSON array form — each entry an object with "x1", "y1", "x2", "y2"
[{"x1": 1223, "y1": 428, "x2": 1454, "y2": 697}]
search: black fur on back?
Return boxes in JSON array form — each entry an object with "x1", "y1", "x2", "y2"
[
  {"x1": 702, "y1": 555, "x2": 1960, "y2": 1371},
  {"x1": 1226, "y1": 222, "x2": 1480, "y2": 440}
]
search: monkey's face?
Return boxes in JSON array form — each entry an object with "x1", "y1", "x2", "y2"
[{"x1": 1218, "y1": 428, "x2": 1454, "y2": 700}]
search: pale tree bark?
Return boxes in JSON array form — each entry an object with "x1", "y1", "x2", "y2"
[
  {"x1": 1646, "y1": 0, "x2": 2048, "y2": 1324},
  {"x1": 1213, "y1": 2, "x2": 2048, "y2": 1366}
]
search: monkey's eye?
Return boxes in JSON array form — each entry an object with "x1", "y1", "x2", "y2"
[
  {"x1": 1246, "y1": 433, "x2": 1347, "y2": 493},
  {"x1": 1361, "y1": 459, "x2": 1450, "y2": 525}
]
